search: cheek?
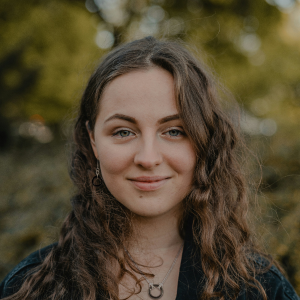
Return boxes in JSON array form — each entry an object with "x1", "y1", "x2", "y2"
[
  {"x1": 97, "y1": 145, "x2": 133, "y2": 175},
  {"x1": 168, "y1": 144, "x2": 196, "y2": 175}
]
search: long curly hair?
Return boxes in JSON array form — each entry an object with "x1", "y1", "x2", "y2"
[{"x1": 5, "y1": 36, "x2": 279, "y2": 300}]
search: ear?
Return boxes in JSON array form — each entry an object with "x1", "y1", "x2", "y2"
[{"x1": 86, "y1": 120, "x2": 98, "y2": 159}]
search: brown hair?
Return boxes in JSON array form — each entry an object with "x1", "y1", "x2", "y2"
[{"x1": 5, "y1": 36, "x2": 278, "y2": 300}]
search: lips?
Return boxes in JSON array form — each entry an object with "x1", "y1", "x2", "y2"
[{"x1": 128, "y1": 176, "x2": 170, "y2": 191}]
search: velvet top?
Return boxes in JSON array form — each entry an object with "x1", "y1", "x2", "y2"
[{"x1": 0, "y1": 237, "x2": 299, "y2": 300}]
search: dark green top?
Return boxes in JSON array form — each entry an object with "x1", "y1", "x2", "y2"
[{"x1": 0, "y1": 238, "x2": 299, "y2": 300}]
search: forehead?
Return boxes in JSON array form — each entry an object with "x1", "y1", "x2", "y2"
[{"x1": 97, "y1": 68, "x2": 178, "y2": 122}]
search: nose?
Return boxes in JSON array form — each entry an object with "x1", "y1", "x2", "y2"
[{"x1": 133, "y1": 135, "x2": 163, "y2": 169}]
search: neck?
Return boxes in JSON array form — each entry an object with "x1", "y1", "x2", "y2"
[{"x1": 126, "y1": 208, "x2": 184, "y2": 255}]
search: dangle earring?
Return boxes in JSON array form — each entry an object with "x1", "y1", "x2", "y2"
[{"x1": 92, "y1": 159, "x2": 102, "y2": 187}]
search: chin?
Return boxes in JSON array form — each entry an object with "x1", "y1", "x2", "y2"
[
  {"x1": 127, "y1": 201, "x2": 183, "y2": 219},
  {"x1": 131, "y1": 210, "x2": 168, "y2": 218}
]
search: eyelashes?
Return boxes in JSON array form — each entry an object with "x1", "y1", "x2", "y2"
[
  {"x1": 113, "y1": 130, "x2": 134, "y2": 138},
  {"x1": 167, "y1": 129, "x2": 184, "y2": 137},
  {"x1": 112, "y1": 128, "x2": 185, "y2": 139}
]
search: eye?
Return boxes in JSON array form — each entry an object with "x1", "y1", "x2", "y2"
[
  {"x1": 165, "y1": 128, "x2": 185, "y2": 137},
  {"x1": 113, "y1": 129, "x2": 134, "y2": 138}
]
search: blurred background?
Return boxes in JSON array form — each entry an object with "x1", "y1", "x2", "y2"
[{"x1": 0, "y1": 0, "x2": 300, "y2": 293}]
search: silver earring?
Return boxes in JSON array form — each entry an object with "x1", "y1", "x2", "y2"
[{"x1": 92, "y1": 159, "x2": 102, "y2": 186}]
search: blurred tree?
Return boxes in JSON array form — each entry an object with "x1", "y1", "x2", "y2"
[{"x1": 0, "y1": 0, "x2": 101, "y2": 149}]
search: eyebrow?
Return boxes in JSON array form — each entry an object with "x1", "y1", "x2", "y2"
[
  {"x1": 158, "y1": 114, "x2": 180, "y2": 124},
  {"x1": 104, "y1": 113, "x2": 180, "y2": 125},
  {"x1": 104, "y1": 114, "x2": 136, "y2": 124}
]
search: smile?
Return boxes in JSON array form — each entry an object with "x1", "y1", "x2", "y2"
[{"x1": 128, "y1": 176, "x2": 170, "y2": 191}]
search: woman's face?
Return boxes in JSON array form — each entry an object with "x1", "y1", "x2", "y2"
[{"x1": 88, "y1": 67, "x2": 196, "y2": 218}]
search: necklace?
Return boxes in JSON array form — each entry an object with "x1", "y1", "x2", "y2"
[{"x1": 124, "y1": 243, "x2": 184, "y2": 299}]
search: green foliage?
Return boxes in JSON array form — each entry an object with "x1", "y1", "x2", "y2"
[
  {"x1": 0, "y1": 0, "x2": 300, "y2": 294},
  {"x1": 0, "y1": 141, "x2": 72, "y2": 279},
  {"x1": 0, "y1": 0, "x2": 101, "y2": 125}
]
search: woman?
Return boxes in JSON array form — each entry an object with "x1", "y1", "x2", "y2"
[{"x1": 0, "y1": 36, "x2": 299, "y2": 300}]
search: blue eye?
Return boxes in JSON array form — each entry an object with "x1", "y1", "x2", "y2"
[
  {"x1": 167, "y1": 129, "x2": 183, "y2": 137},
  {"x1": 114, "y1": 130, "x2": 133, "y2": 137}
]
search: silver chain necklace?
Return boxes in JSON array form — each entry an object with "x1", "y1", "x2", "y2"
[{"x1": 124, "y1": 243, "x2": 184, "y2": 299}]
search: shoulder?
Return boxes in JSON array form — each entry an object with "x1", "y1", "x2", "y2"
[
  {"x1": 239, "y1": 255, "x2": 299, "y2": 300},
  {"x1": 0, "y1": 243, "x2": 57, "y2": 299}
]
